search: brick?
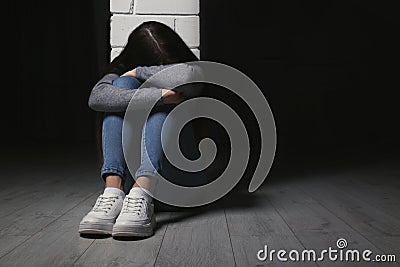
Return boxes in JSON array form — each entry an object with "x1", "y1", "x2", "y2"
[
  {"x1": 112, "y1": 48, "x2": 200, "y2": 62},
  {"x1": 175, "y1": 16, "x2": 200, "y2": 48},
  {"x1": 110, "y1": 0, "x2": 132, "y2": 13},
  {"x1": 191, "y1": 48, "x2": 200, "y2": 60},
  {"x1": 110, "y1": 47, "x2": 124, "y2": 61},
  {"x1": 110, "y1": 15, "x2": 175, "y2": 47},
  {"x1": 134, "y1": 0, "x2": 199, "y2": 15}
]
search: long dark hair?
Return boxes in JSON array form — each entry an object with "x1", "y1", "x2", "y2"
[{"x1": 95, "y1": 21, "x2": 199, "y2": 161}]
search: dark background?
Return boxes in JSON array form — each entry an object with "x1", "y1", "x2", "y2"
[{"x1": 5, "y1": 1, "x2": 400, "y2": 172}]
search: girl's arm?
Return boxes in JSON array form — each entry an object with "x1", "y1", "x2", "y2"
[
  {"x1": 135, "y1": 64, "x2": 175, "y2": 81},
  {"x1": 88, "y1": 63, "x2": 204, "y2": 113},
  {"x1": 134, "y1": 63, "x2": 204, "y2": 89},
  {"x1": 87, "y1": 73, "x2": 164, "y2": 112}
]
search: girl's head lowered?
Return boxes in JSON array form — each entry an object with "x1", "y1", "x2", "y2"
[{"x1": 106, "y1": 21, "x2": 198, "y2": 75}]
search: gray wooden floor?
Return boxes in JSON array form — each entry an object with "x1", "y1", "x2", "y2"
[{"x1": 0, "y1": 144, "x2": 399, "y2": 266}]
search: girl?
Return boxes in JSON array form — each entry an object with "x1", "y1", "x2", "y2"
[{"x1": 79, "y1": 21, "x2": 202, "y2": 237}]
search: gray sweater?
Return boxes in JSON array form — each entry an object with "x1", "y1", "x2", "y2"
[{"x1": 88, "y1": 63, "x2": 202, "y2": 112}]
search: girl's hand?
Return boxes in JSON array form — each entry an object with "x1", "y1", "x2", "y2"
[
  {"x1": 121, "y1": 68, "x2": 137, "y2": 77},
  {"x1": 161, "y1": 89, "x2": 184, "y2": 104}
]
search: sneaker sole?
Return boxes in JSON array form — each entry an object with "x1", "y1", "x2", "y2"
[
  {"x1": 112, "y1": 215, "x2": 156, "y2": 237},
  {"x1": 79, "y1": 222, "x2": 114, "y2": 235}
]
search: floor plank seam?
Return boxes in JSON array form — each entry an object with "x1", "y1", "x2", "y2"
[
  {"x1": 0, "y1": 190, "x2": 100, "y2": 261},
  {"x1": 0, "y1": 177, "x2": 69, "y2": 218},
  {"x1": 263, "y1": 192, "x2": 321, "y2": 267},
  {"x1": 327, "y1": 177, "x2": 400, "y2": 222},
  {"x1": 153, "y1": 213, "x2": 171, "y2": 267},
  {"x1": 223, "y1": 209, "x2": 237, "y2": 267},
  {"x1": 70, "y1": 239, "x2": 96, "y2": 267},
  {"x1": 294, "y1": 183, "x2": 387, "y2": 255}
]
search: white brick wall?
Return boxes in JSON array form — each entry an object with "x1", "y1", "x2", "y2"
[
  {"x1": 110, "y1": 0, "x2": 200, "y2": 61},
  {"x1": 134, "y1": 0, "x2": 199, "y2": 15},
  {"x1": 110, "y1": 0, "x2": 133, "y2": 13}
]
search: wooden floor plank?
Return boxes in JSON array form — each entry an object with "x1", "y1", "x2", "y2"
[
  {"x1": 263, "y1": 181, "x2": 393, "y2": 267},
  {"x1": 222, "y1": 190, "x2": 315, "y2": 266},
  {"x1": 323, "y1": 171, "x2": 400, "y2": 220},
  {"x1": 73, "y1": 212, "x2": 171, "y2": 267},
  {"x1": 0, "y1": 192, "x2": 99, "y2": 267},
  {"x1": 0, "y1": 166, "x2": 102, "y2": 259},
  {"x1": 74, "y1": 236, "x2": 164, "y2": 267},
  {"x1": 154, "y1": 206, "x2": 235, "y2": 267},
  {"x1": 1, "y1": 145, "x2": 399, "y2": 266},
  {"x1": 0, "y1": 177, "x2": 102, "y2": 236},
  {"x1": 292, "y1": 177, "x2": 400, "y2": 257},
  {"x1": 0, "y1": 172, "x2": 70, "y2": 217},
  {"x1": 0, "y1": 149, "x2": 102, "y2": 219},
  {"x1": 0, "y1": 235, "x2": 31, "y2": 258}
]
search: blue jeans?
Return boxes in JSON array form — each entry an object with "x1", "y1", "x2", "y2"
[{"x1": 101, "y1": 76, "x2": 207, "y2": 192}]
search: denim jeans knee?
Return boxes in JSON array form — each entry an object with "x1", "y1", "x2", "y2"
[
  {"x1": 112, "y1": 76, "x2": 142, "y2": 89},
  {"x1": 100, "y1": 75, "x2": 142, "y2": 181}
]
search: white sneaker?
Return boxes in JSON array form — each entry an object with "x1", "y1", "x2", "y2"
[
  {"x1": 112, "y1": 189, "x2": 155, "y2": 237},
  {"x1": 79, "y1": 192, "x2": 124, "y2": 235}
]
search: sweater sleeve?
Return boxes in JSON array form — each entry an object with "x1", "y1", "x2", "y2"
[
  {"x1": 88, "y1": 73, "x2": 164, "y2": 112},
  {"x1": 135, "y1": 64, "x2": 174, "y2": 81},
  {"x1": 135, "y1": 63, "x2": 205, "y2": 98},
  {"x1": 136, "y1": 63, "x2": 204, "y2": 88}
]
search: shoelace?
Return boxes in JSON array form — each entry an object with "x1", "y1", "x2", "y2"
[
  {"x1": 92, "y1": 196, "x2": 118, "y2": 213},
  {"x1": 122, "y1": 196, "x2": 146, "y2": 215}
]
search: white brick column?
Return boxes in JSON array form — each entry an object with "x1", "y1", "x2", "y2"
[{"x1": 110, "y1": 0, "x2": 200, "y2": 61}]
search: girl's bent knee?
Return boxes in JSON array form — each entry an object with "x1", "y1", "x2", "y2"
[{"x1": 112, "y1": 76, "x2": 142, "y2": 89}]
